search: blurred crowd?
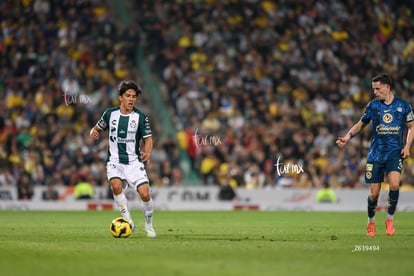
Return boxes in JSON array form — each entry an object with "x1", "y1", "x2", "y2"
[
  {"x1": 132, "y1": 0, "x2": 414, "y2": 190},
  {"x1": 0, "y1": 0, "x2": 177, "y2": 199},
  {"x1": 2, "y1": 0, "x2": 414, "y2": 199}
]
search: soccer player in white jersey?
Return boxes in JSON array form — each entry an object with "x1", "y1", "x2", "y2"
[{"x1": 89, "y1": 80, "x2": 156, "y2": 238}]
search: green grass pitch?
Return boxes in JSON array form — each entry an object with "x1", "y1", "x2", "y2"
[{"x1": 1, "y1": 210, "x2": 414, "y2": 276}]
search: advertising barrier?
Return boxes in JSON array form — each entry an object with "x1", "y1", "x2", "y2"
[{"x1": 1, "y1": 186, "x2": 414, "y2": 211}]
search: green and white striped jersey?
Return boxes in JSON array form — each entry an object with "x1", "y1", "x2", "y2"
[{"x1": 96, "y1": 106, "x2": 152, "y2": 164}]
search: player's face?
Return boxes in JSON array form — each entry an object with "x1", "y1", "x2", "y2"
[
  {"x1": 119, "y1": 89, "x2": 138, "y2": 112},
  {"x1": 372, "y1": 81, "x2": 389, "y2": 101}
]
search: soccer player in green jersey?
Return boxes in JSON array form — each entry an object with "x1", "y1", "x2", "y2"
[
  {"x1": 90, "y1": 80, "x2": 156, "y2": 237},
  {"x1": 337, "y1": 73, "x2": 414, "y2": 236}
]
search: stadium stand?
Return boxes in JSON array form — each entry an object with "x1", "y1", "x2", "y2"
[
  {"x1": 130, "y1": 0, "x2": 414, "y2": 189},
  {"x1": 1, "y1": 0, "x2": 414, "y2": 193},
  {"x1": 0, "y1": 0, "x2": 178, "y2": 197}
]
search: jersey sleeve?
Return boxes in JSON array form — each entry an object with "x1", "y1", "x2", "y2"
[
  {"x1": 405, "y1": 103, "x2": 414, "y2": 122},
  {"x1": 96, "y1": 109, "x2": 110, "y2": 131},
  {"x1": 360, "y1": 102, "x2": 373, "y2": 124},
  {"x1": 139, "y1": 114, "x2": 152, "y2": 139}
]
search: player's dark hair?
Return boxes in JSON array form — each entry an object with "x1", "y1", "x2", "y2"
[
  {"x1": 118, "y1": 80, "x2": 142, "y2": 96},
  {"x1": 372, "y1": 73, "x2": 392, "y2": 87}
]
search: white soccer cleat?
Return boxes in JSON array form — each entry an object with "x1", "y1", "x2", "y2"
[
  {"x1": 145, "y1": 225, "x2": 157, "y2": 238},
  {"x1": 128, "y1": 219, "x2": 137, "y2": 232},
  {"x1": 129, "y1": 221, "x2": 136, "y2": 232}
]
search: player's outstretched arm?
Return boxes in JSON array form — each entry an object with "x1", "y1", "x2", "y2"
[
  {"x1": 402, "y1": 121, "x2": 414, "y2": 158},
  {"x1": 336, "y1": 120, "x2": 366, "y2": 148}
]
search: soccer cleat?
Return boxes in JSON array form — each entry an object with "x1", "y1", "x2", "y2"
[
  {"x1": 385, "y1": 219, "x2": 395, "y2": 236},
  {"x1": 366, "y1": 222, "x2": 376, "y2": 236},
  {"x1": 128, "y1": 219, "x2": 137, "y2": 232},
  {"x1": 130, "y1": 223, "x2": 136, "y2": 232},
  {"x1": 145, "y1": 224, "x2": 157, "y2": 238}
]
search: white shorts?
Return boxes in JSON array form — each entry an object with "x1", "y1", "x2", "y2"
[{"x1": 106, "y1": 161, "x2": 149, "y2": 190}]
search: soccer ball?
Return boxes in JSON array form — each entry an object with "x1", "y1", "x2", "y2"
[{"x1": 109, "y1": 217, "x2": 132, "y2": 238}]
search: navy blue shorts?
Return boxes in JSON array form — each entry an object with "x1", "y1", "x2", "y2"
[{"x1": 364, "y1": 158, "x2": 403, "y2": 184}]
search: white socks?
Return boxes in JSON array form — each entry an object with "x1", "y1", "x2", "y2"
[
  {"x1": 114, "y1": 192, "x2": 154, "y2": 229},
  {"x1": 142, "y1": 198, "x2": 154, "y2": 227},
  {"x1": 114, "y1": 193, "x2": 133, "y2": 224}
]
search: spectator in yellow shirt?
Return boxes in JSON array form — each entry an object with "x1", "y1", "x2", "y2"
[
  {"x1": 316, "y1": 182, "x2": 337, "y2": 203},
  {"x1": 74, "y1": 174, "x2": 94, "y2": 199}
]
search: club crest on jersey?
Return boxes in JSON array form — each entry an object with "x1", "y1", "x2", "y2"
[
  {"x1": 130, "y1": 120, "x2": 137, "y2": 128},
  {"x1": 382, "y1": 113, "x2": 393, "y2": 123}
]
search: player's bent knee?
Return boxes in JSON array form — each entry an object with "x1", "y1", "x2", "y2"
[
  {"x1": 139, "y1": 190, "x2": 150, "y2": 202},
  {"x1": 110, "y1": 179, "x2": 123, "y2": 195},
  {"x1": 140, "y1": 194, "x2": 151, "y2": 202},
  {"x1": 112, "y1": 186, "x2": 123, "y2": 195},
  {"x1": 137, "y1": 183, "x2": 151, "y2": 201}
]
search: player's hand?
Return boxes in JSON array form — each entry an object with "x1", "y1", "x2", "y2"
[
  {"x1": 89, "y1": 128, "x2": 99, "y2": 140},
  {"x1": 401, "y1": 146, "x2": 410, "y2": 159},
  {"x1": 336, "y1": 136, "x2": 349, "y2": 148},
  {"x1": 140, "y1": 151, "x2": 151, "y2": 163}
]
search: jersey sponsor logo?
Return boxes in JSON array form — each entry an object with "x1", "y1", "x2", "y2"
[
  {"x1": 397, "y1": 107, "x2": 402, "y2": 112},
  {"x1": 382, "y1": 113, "x2": 393, "y2": 123},
  {"x1": 117, "y1": 138, "x2": 136, "y2": 143},
  {"x1": 375, "y1": 124, "x2": 400, "y2": 135}
]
